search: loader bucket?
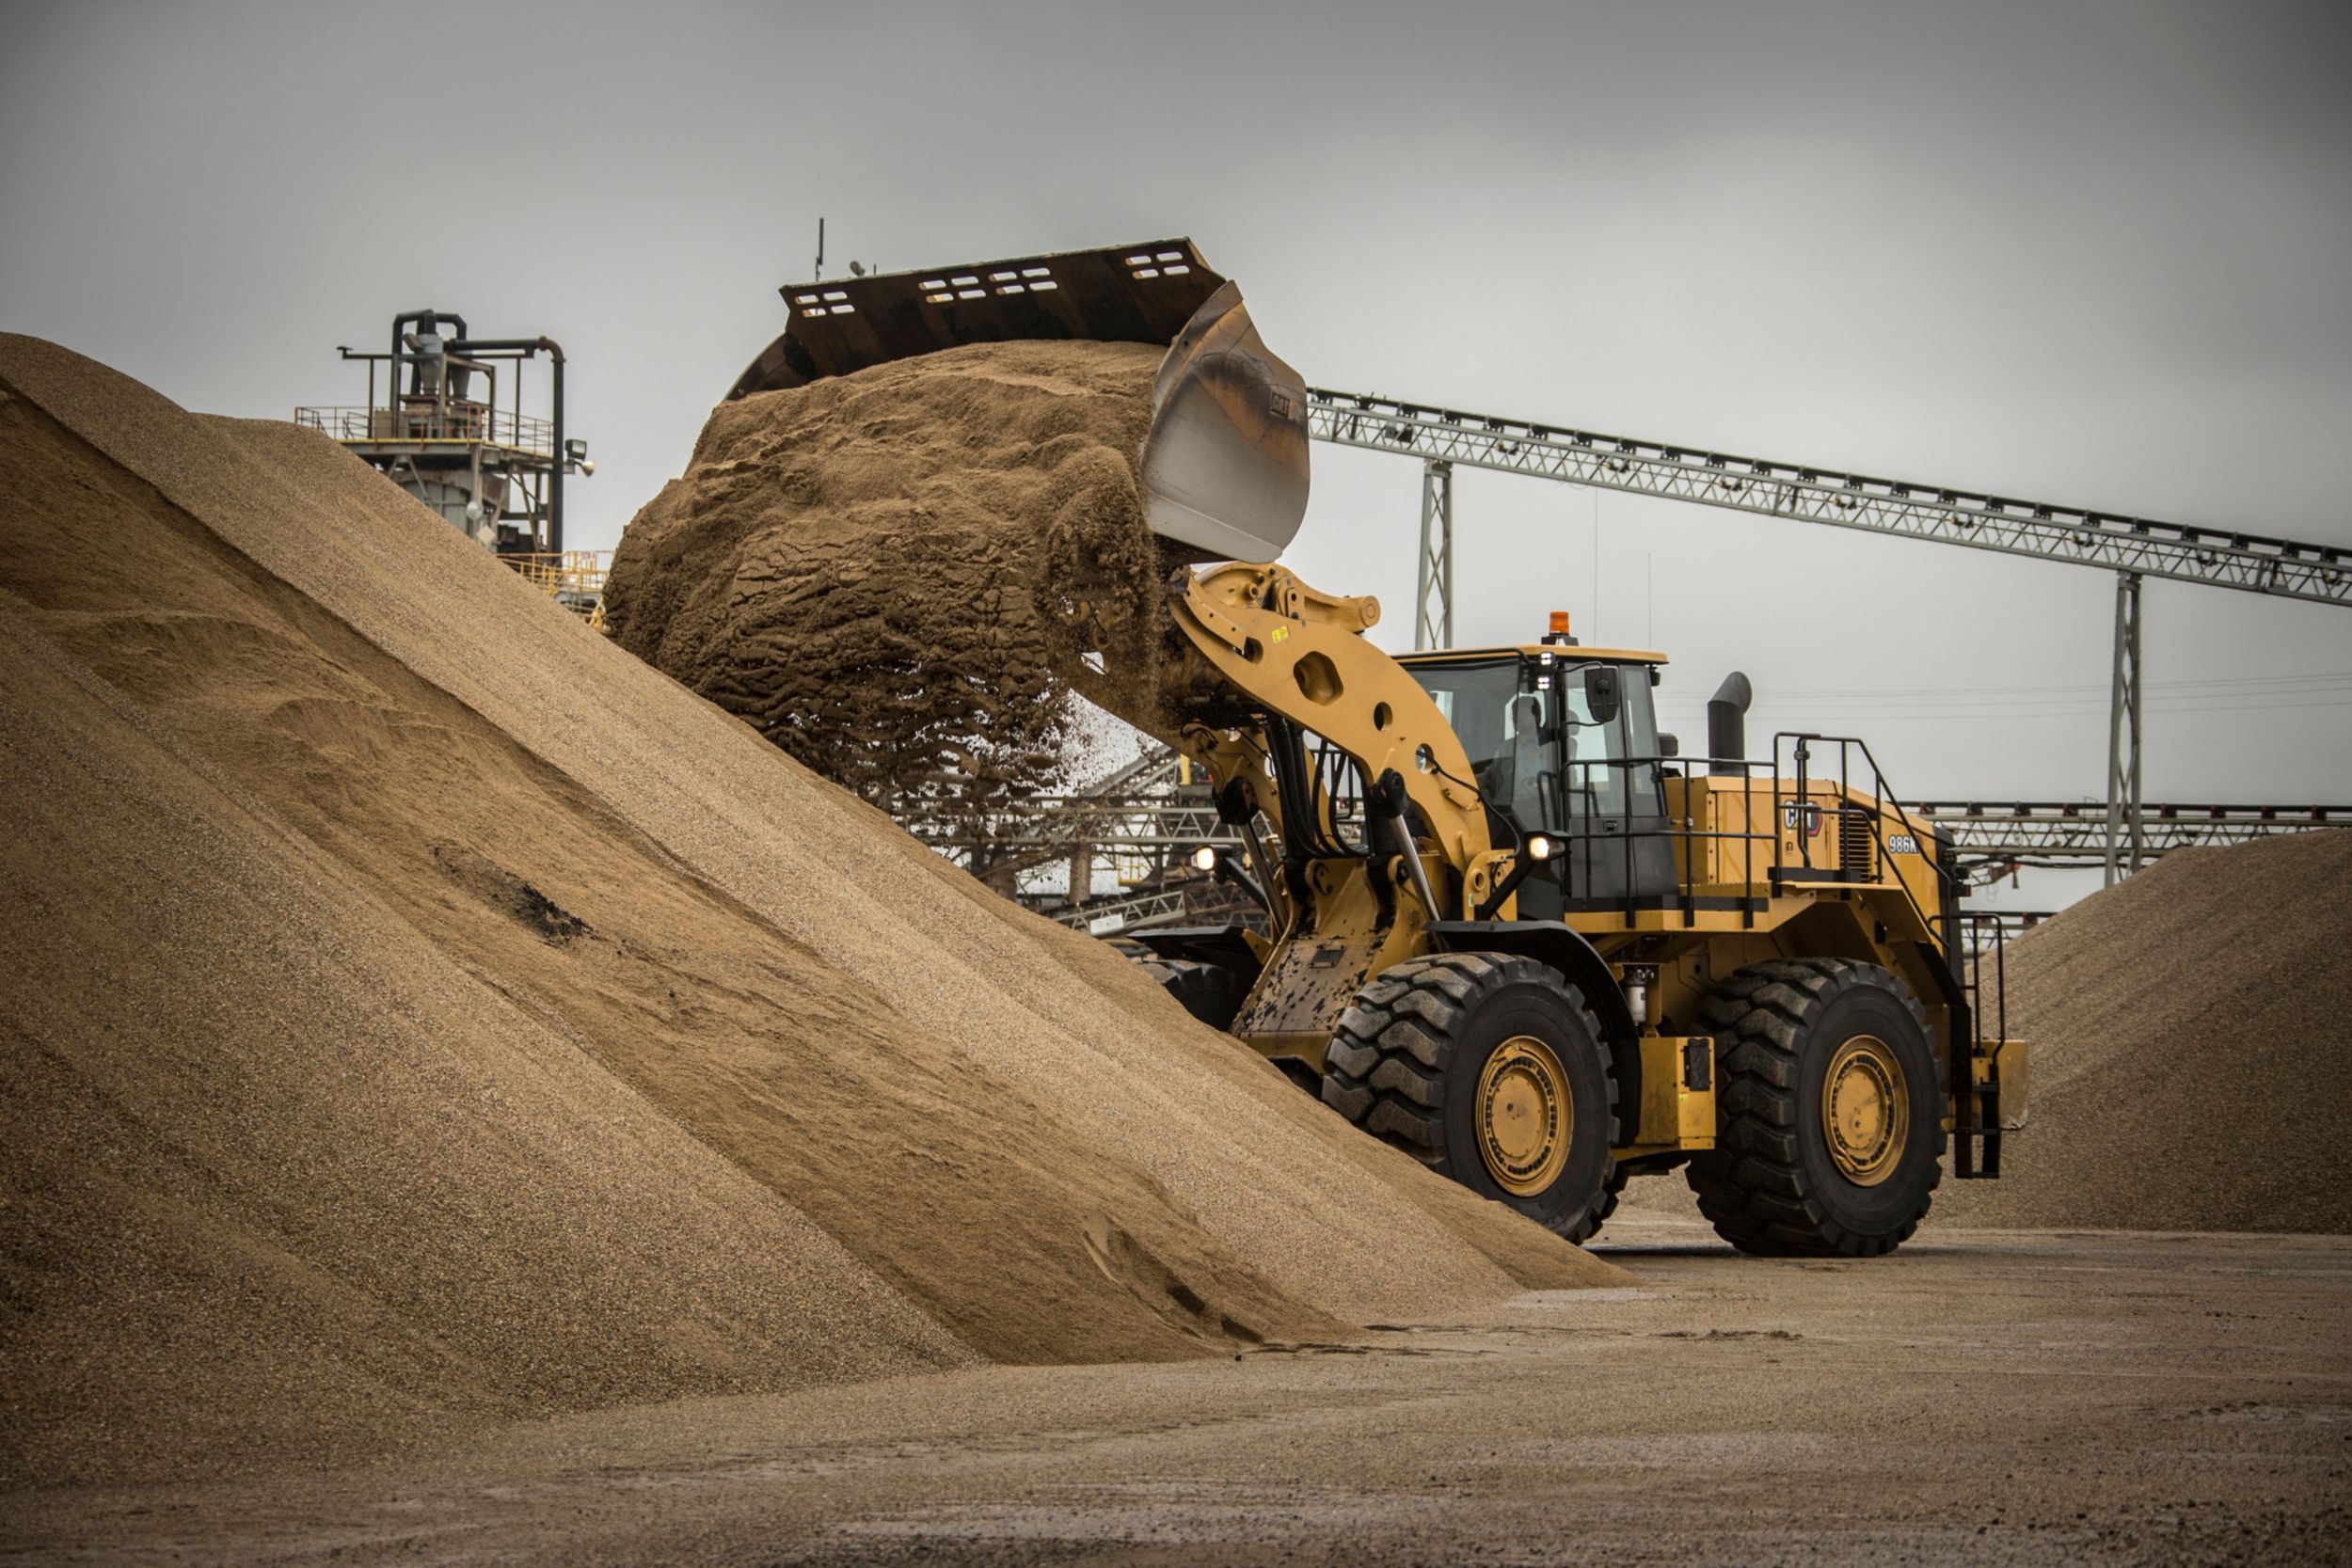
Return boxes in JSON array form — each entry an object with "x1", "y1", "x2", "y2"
[{"x1": 727, "y1": 238, "x2": 1311, "y2": 562}]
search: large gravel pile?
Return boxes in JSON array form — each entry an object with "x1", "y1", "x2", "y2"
[
  {"x1": 0, "y1": 606, "x2": 973, "y2": 1487},
  {"x1": 1931, "y1": 829, "x2": 2352, "y2": 1234},
  {"x1": 0, "y1": 336, "x2": 1619, "y2": 1489}
]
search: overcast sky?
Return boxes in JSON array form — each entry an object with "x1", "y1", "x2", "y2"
[{"x1": 5, "y1": 0, "x2": 2347, "y2": 909}]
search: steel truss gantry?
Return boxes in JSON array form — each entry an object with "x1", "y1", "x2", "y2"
[
  {"x1": 2102, "y1": 572, "x2": 2144, "y2": 884},
  {"x1": 1306, "y1": 391, "x2": 2351, "y2": 604},
  {"x1": 907, "y1": 752, "x2": 1204, "y2": 917},
  {"x1": 1414, "y1": 460, "x2": 1454, "y2": 650},
  {"x1": 1926, "y1": 800, "x2": 2349, "y2": 864},
  {"x1": 915, "y1": 791, "x2": 1222, "y2": 854},
  {"x1": 905, "y1": 736, "x2": 2343, "y2": 931},
  {"x1": 1305, "y1": 388, "x2": 2351, "y2": 881}
]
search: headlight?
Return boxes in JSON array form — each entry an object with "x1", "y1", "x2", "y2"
[
  {"x1": 1190, "y1": 846, "x2": 1219, "y2": 873},
  {"x1": 1526, "y1": 834, "x2": 1556, "y2": 863}
]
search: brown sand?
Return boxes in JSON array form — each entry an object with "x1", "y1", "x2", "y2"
[
  {"x1": 0, "y1": 337, "x2": 1621, "y2": 1489},
  {"x1": 1931, "y1": 829, "x2": 2352, "y2": 1233},
  {"x1": 0, "y1": 589, "x2": 972, "y2": 1489},
  {"x1": 1605, "y1": 830, "x2": 2352, "y2": 1236},
  {"x1": 602, "y1": 340, "x2": 1176, "y2": 823}
]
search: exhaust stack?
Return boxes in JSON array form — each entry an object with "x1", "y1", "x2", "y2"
[{"x1": 1708, "y1": 672, "x2": 1753, "y2": 775}]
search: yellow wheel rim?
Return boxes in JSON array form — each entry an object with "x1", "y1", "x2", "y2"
[
  {"x1": 1821, "y1": 1034, "x2": 1908, "y2": 1186},
  {"x1": 1476, "y1": 1035, "x2": 1572, "y2": 1196}
]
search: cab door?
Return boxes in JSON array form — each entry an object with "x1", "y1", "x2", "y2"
[{"x1": 1546, "y1": 663, "x2": 1678, "y2": 912}]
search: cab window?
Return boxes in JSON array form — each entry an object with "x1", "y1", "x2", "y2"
[
  {"x1": 1409, "y1": 658, "x2": 1555, "y2": 833},
  {"x1": 1563, "y1": 667, "x2": 1670, "y2": 817},
  {"x1": 1410, "y1": 657, "x2": 1667, "y2": 833}
]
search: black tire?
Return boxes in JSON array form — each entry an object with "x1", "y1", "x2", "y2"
[
  {"x1": 1132, "y1": 957, "x2": 1250, "y2": 1031},
  {"x1": 1322, "y1": 953, "x2": 1618, "y2": 1243},
  {"x1": 1587, "y1": 1164, "x2": 1635, "y2": 1237},
  {"x1": 1686, "y1": 958, "x2": 1945, "y2": 1257}
]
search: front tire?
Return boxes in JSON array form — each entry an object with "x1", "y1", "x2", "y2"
[
  {"x1": 1323, "y1": 953, "x2": 1618, "y2": 1242},
  {"x1": 1686, "y1": 958, "x2": 1945, "y2": 1257},
  {"x1": 1131, "y1": 956, "x2": 1250, "y2": 1031}
]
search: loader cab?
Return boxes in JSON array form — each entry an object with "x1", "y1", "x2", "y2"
[{"x1": 1400, "y1": 644, "x2": 1680, "y2": 917}]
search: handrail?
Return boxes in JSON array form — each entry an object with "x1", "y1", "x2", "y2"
[
  {"x1": 503, "y1": 550, "x2": 609, "y2": 616},
  {"x1": 1549, "y1": 752, "x2": 1775, "y2": 928},
  {"x1": 295, "y1": 403, "x2": 556, "y2": 457},
  {"x1": 1951, "y1": 908, "x2": 2011, "y2": 1176},
  {"x1": 1772, "y1": 731, "x2": 1948, "y2": 957}
]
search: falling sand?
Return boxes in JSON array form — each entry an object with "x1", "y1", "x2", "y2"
[{"x1": 602, "y1": 340, "x2": 1179, "y2": 826}]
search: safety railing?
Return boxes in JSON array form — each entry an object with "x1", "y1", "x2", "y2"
[
  {"x1": 1543, "y1": 738, "x2": 2007, "y2": 1176},
  {"x1": 1952, "y1": 910, "x2": 2011, "y2": 1179},
  {"x1": 504, "y1": 550, "x2": 609, "y2": 616},
  {"x1": 1546, "y1": 753, "x2": 1777, "y2": 929},
  {"x1": 1770, "y1": 731, "x2": 2009, "y2": 1178},
  {"x1": 1772, "y1": 732, "x2": 1946, "y2": 943},
  {"x1": 1957, "y1": 909, "x2": 2054, "y2": 955},
  {"x1": 296, "y1": 403, "x2": 555, "y2": 456}
]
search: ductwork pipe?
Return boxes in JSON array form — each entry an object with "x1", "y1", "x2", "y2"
[{"x1": 449, "y1": 336, "x2": 566, "y2": 554}]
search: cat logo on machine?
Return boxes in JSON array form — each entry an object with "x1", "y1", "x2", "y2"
[{"x1": 1782, "y1": 802, "x2": 1824, "y2": 837}]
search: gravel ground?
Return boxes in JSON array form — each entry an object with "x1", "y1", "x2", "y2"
[{"x1": 7, "y1": 1222, "x2": 2345, "y2": 1567}]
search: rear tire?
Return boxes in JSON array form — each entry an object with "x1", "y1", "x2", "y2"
[
  {"x1": 1686, "y1": 958, "x2": 1944, "y2": 1257},
  {"x1": 1587, "y1": 1163, "x2": 1634, "y2": 1237},
  {"x1": 1132, "y1": 956, "x2": 1250, "y2": 1031},
  {"x1": 1323, "y1": 953, "x2": 1618, "y2": 1242}
]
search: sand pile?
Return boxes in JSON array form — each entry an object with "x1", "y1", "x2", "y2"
[
  {"x1": 0, "y1": 336, "x2": 1619, "y2": 1489},
  {"x1": 1931, "y1": 829, "x2": 2352, "y2": 1234},
  {"x1": 602, "y1": 340, "x2": 1176, "y2": 826},
  {"x1": 0, "y1": 609, "x2": 972, "y2": 1486}
]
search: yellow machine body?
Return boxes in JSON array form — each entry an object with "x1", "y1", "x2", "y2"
[{"x1": 1160, "y1": 562, "x2": 2024, "y2": 1171}]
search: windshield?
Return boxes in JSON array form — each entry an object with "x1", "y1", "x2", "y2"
[
  {"x1": 1407, "y1": 658, "x2": 1556, "y2": 832},
  {"x1": 1409, "y1": 656, "x2": 1665, "y2": 831}
]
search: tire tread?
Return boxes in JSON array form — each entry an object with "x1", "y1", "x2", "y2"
[
  {"x1": 1323, "y1": 953, "x2": 1620, "y2": 1242},
  {"x1": 1685, "y1": 958, "x2": 1945, "y2": 1257}
]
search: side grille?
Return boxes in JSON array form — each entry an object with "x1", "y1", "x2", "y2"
[{"x1": 1839, "y1": 809, "x2": 1876, "y2": 880}]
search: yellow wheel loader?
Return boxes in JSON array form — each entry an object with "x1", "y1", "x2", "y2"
[{"x1": 731, "y1": 238, "x2": 2026, "y2": 1258}]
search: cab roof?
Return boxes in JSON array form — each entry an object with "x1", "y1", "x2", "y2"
[{"x1": 1398, "y1": 643, "x2": 1669, "y2": 666}]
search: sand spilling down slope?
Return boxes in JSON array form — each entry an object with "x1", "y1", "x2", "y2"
[
  {"x1": 0, "y1": 337, "x2": 1622, "y2": 1489},
  {"x1": 1931, "y1": 829, "x2": 2352, "y2": 1234},
  {"x1": 602, "y1": 341, "x2": 1178, "y2": 826}
]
